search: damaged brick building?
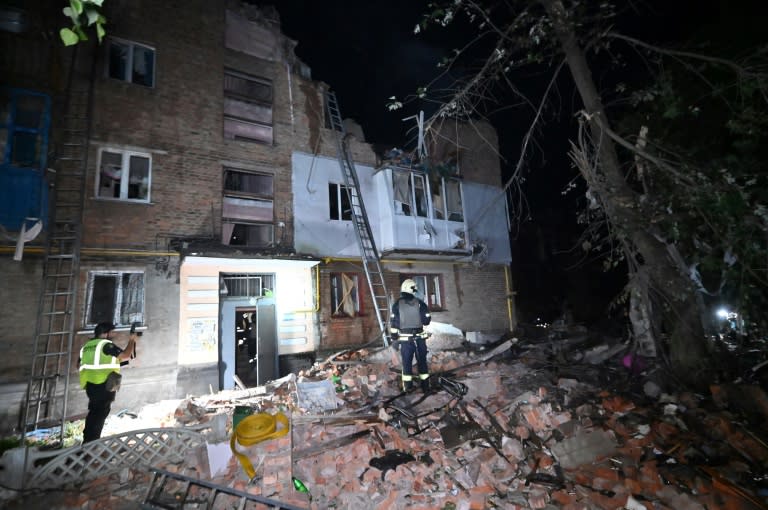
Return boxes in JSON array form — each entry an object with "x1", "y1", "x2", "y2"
[{"x1": 0, "y1": 0, "x2": 514, "y2": 434}]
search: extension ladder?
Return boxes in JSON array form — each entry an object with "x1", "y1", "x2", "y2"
[
  {"x1": 142, "y1": 467, "x2": 306, "y2": 510},
  {"x1": 21, "y1": 47, "x2": 92, "y2": 444},
  {"x1": 324, "y1": 90, "x2": 391, "y2": 346}
]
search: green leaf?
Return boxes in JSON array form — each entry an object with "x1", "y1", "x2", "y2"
[
  {"x1": 96, "y1": 23, "x2": 105, "y2": 43},
  {"x1": 60, "y1": 27, "x2": 79, "y2": 46},
  {"x1": 85, "y1": 8, "x2": 99, "y2": 26},
  {"x1": 70, "y1": 0, "x2": 83, "y2": 16},
  {"x1": 75, "y1": 25, "x2": 89, "y2": 41},
  {"x1": 62, "y1": 6, "x2": 78, "y2": 24},
  {"x1": 86, "y1": 0, "x2": 105, "y2": 6}
]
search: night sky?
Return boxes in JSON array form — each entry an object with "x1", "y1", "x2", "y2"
[{"x1": 268, "y1": 1, "x2": 767, "y2": 326}]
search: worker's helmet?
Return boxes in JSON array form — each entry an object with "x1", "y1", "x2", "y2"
[
  {"x1": 400, "y1": 279, "x2": 418, "y2": 294},
  {"x1": 95, "y1": 322, "x2": 116, "y2": 338}
]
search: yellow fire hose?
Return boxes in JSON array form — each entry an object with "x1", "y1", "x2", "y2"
[{"x1": 230, "y1": 412, "x2": 290, "y2": 480}]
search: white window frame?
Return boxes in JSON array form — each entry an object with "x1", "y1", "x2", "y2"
[
  {"x1": 442, "y1": 177, "x2": 464, "y2": 223},
  {"x1": 393, "y1": 170, "x2": 429, "y2": 218},
  {"x1": 84, "y1": 270, "x2": 145, "y2": 328},
  {"x1": 107, "y1": 37, "x2": 156, "y2": 87},
  {"x1": 329, "y1": 182, "x2": 352, "y2": 221},
  {"x1": 95, "y1": 148, "x2": 152, "y2": 203},
  {"x1": 403, "y1": 274, "x2": 444, "y2": 310}
]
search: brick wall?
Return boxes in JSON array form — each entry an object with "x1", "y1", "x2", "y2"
[{"x1": 317, "y1": 260, "x2": 512, "y2": 350}]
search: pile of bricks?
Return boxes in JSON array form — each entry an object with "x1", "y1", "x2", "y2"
[{"x1": 4, "y1": 339, "x2": 768, "y2": 510}]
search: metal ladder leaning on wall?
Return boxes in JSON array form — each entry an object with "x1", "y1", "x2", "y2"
[
  {"x1": 21, "y1": 48, "x2": 93, "y2": 445},
  {"x1": 324, "y1": 90, "x2": 391, "y2": 346}
]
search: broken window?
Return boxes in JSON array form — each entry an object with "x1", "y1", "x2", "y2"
[
  {"x1": 401, "y1": 274, "x2": 443, "y2": 310},
  {"x1": 222, "y1": 167, "x2": 274, "y2": 248},
  {"x1": 329, "y1": 183, "x2": 352, "y2": 221},
  {"x1": 108, "y1": 38, "x2": 155, "y2": 87},
  {"x1": 85, "y1": 271, "x2": 144, "y2": 327},
  {"x1": 96, "y1": 148, "x2": 151, "y2": 202},
  {"x1": 330, "y1": 273, "x2": 360, "y2": 317},
  {"x1": 445, "y1": 179, "x2": 464, "y2": 222},
  {"x1": 224, "y1": 69, "x2": 273, "y2": 144},
  {"x1": 393, "y1": 171, "x2": 428, "y2": 217}
]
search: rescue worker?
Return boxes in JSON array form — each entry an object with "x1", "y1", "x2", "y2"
[
  {"x1": 79, "y1": 322, "x2": 138, "y2": 443},
  {"x1": 390, "y1": 279, "x2": 431, "y2": 392}
]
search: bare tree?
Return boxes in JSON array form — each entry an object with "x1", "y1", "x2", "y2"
[{"x1": 404, "y1": 0, "x2": 768, "y2": 387}]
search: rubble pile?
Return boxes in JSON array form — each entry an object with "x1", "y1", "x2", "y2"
[{"x1": 3, "y1": 336, "x2": 768, "y2": 510}]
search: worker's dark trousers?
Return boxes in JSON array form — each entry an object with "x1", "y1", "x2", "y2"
[
  {"x1": 400, "y1": 336, "x2": 429, "y2": 390},
  {"x1": 83, "y1": 382, "x2": 116, "y2": 443}
]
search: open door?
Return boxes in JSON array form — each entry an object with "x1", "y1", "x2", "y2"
[{"x1": 234, "y1": 304, "x2": 276, "y2": 387}]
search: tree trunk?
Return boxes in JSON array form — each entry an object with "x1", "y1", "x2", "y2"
[{"x1": 539, "y1": 0, "x2": 712, "y2": 387}]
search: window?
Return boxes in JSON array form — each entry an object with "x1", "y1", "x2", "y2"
[
  {"x1": 329, "y1": 183, "x2": 352, "y2": 221},
  {"x1": 224, "y1": 70, "x2": 273, "y2": 144},
  {"x1": 330, "y1": 273, "x2": 361, "y2": 317},
  {"x1": 0, "y1": 89, "x2": 50, "y2": 171},
  {"x1": 445, "y1": 179, "x2": 464, "y2": 222},
  {"x1": 393, "y1": 171, "x2": 428, "y2": 217},
  {"x1": 401, "y1": 274, "x2": 443, "y2": 310},
  {"x1": 85, "y1": 271, "x2": 145, "y2": 327},
  {"x1": 222, "y1": 167, "x2": 274, "y2": 248},
  {"x1": 108, "y1": 38, "x2": 155, "y2": 87},
  {"x1": 96, "y1": 148, "x2": 151, "y2": 202}
]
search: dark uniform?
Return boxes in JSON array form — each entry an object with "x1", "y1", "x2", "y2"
[{"x1": 390, "y1": 280, "x2": 431, "y2": 391}]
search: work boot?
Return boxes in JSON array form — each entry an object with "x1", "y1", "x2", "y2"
[
  {"x1": 403, "y1": 381, "x2": 413, "y2": 392},
  {"x1": 421, "y1": 378, "x2": 430, "y2": 393}
]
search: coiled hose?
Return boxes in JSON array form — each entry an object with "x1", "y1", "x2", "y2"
[{"x1": 230, "y1": 412, "x2": 290, "y2": 480}]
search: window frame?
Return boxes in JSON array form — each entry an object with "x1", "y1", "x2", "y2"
[
  {"x1": 222, "y1": 167, "x2": 275, "y2": 248},
  {"x1": 443, "y1": 177, "x2": 464, "y2": 223},
  {"x1": 328, "y1": 182, "x2": 352, "y2": 221},
  {"x1": 401, "y1": 274, "x2": 444, "y2": 310},
  {"x1": 330, "y1": 272, "x2": 362, "y2": 318},
  {"x1": 393, "y1": 170, "x2": 429, "y2": 217},
  {"x1": 106, "y1": 37, "x2": 156, "y2": 88},
  {"x1": 95, "y1": 147, "x2": 152, "y2": 203},
  {"x1": 223, "y1": 69, "x2": 273, "y2": 144},
  {"x1": 84, "y1": 270, "x2": 145, "y2": 328}
]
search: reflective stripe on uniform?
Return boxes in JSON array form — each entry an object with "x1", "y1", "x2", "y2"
[
  {"x1": 401, "y1": 374, "x2": 413, "y2": 381},
  {"x1": 79, "y1": 339, "x2": 121, "y2": 370}
]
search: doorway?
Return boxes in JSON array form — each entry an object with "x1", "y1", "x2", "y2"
[
  {"x1": 234, "y1": 305, "x2": 276, "y2": 387},
  {"x1": 220, "y1": 301, "x2": 276, "y2": 389}
]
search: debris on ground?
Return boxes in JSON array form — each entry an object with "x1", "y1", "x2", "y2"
[{"x1": 2, "y1": 331, "x2": 768, "y2": 510}]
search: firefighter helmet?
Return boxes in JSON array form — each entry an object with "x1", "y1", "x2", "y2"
[{"x1": 400, "y1": 279, "x2": 418, "y2": 294}]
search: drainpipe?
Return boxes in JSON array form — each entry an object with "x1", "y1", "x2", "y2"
[{"x1": 504, "y1": 265, "x2": 516, "y2": 331}]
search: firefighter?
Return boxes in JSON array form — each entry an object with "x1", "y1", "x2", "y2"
[
  {"x1": 390, "y1": 279, "x2": 431, "y2": 391},
  {"x1": 79, "y1": 322, "x2": 138, "y2": 443}
]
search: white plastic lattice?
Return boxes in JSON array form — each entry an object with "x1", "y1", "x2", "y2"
[{"x1": 25, "y1": 428, "x2": 204, "y2": 489}]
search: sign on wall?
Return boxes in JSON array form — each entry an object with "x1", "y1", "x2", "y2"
[{"x1": 188, "y1": 317, "x2": 217, "y2": 352}]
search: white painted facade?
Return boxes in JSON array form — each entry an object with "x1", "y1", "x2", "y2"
[{"x1": 291, "y1": 151, "x2": 511, "y2": 264}]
